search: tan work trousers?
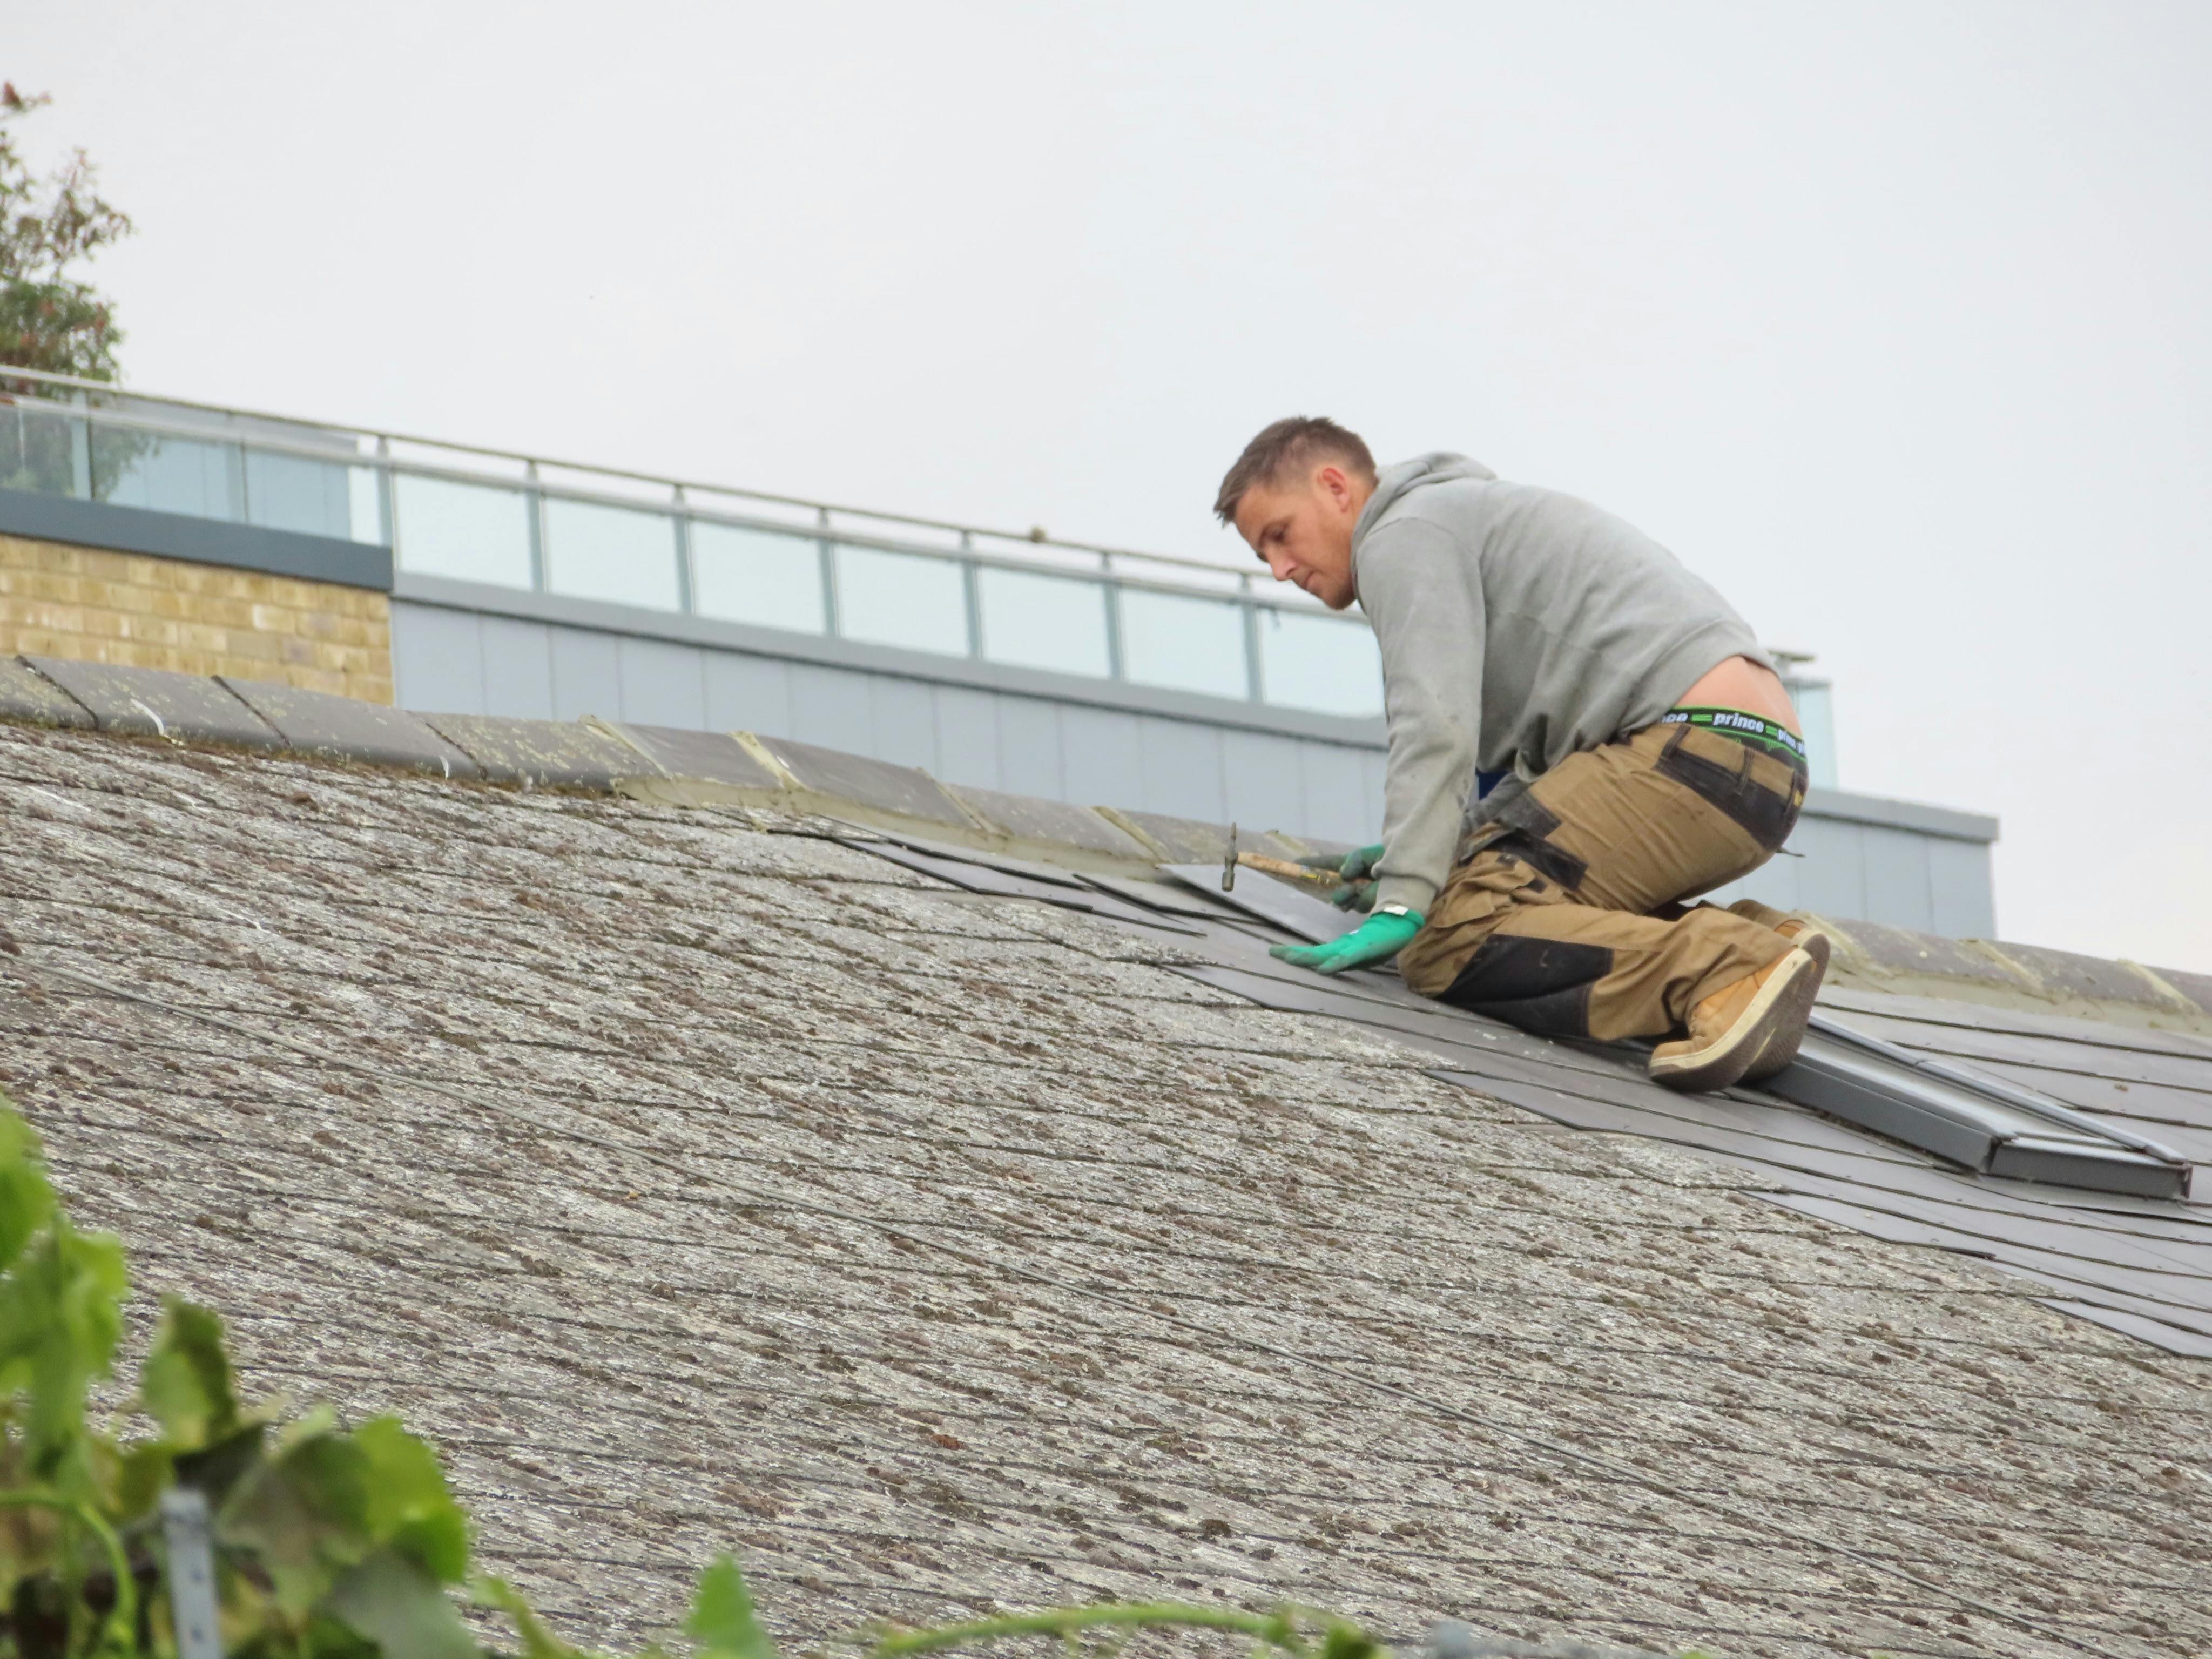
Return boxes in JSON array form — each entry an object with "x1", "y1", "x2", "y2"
[{"x1": 1396, "y1": 721, "x2": 1809, "y2": 1041}]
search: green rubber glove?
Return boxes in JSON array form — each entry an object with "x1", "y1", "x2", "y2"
[
  {"x1": 1295, "y1": 842, "x2": 1386, "y2": 912},
  {"x1": 1269, "y1": 906, "x2": 1424, "y2": 975}
]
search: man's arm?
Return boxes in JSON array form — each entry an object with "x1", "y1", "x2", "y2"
[{"x1": 1357, "y1": 518, "x2": 1486, "y2": 916}]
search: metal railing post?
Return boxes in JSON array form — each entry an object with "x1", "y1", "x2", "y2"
[
  {"x1": 68, "y1": 394, "x2": 91, "y2": 500},
  {"x1": 816, "y1": 505, "x2": 840, "y2": 636},
  {"x1": 1101, "y1": 552, "x2": 1125, "y2": 681},
  {"x1": 672, "y1": 485, "x2": 696, "y2": 613},
  {"x1": 525, "y1": 460, "x2": 547, "y2": 591},
  {"x1": 1240, "y1": 574, "x2": 1264, "y2": 702},
  {"x1": 959, "y1": 530, "x2": 983, "y2": 658},
  {"x1": 376, "y1": 436, "x2": 397, "y2": 555}
]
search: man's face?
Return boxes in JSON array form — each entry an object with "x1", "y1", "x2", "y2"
[{"x1": 1232, "y1": 462, "x2": 1367, "y2": 611}]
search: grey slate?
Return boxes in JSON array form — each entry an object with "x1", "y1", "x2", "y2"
[
  {"x1": 947, "y1": 783, "x2": 1154, "y2": 858},
  {"x1": 24, "y1": 657, "x2": 282, "y2": 748},
  {"x1": 1981, "y1": 938, "x2": 2198, "y2": 1011},
  {"x1": 415, "y1": 714, "x2": 665, "y2": 788},
  {"x1": 747, "y1": 733, "x2": 970, "y2": 826},
  {"x1": 219, "y1": 678, "x2": 482, "y2": 777},
  {"x1": 3, "y1": 718, "x2": 2210, "y2": 1659},
  {"x1": 0, "y1": 658, "x2": 92, "y2": 729},
  {"x1": 607, "y1": 724, "x2": 783, "y2": 790},
  {"x1": 1163, "y1": 862, "x2": 1354, "y2": 944}
]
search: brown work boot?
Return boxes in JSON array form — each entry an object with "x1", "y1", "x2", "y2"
[
  {"x1": 1648, "y1": 947, "x2": 1823, "y2": 1094},
  {"x1": 1724, "y1": 900, "x2": 1833, "y2": 976}
]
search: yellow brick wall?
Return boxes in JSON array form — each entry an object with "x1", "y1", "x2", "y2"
[{"x1": 0, "y1": 533, "x2": 393, "y2": 705}]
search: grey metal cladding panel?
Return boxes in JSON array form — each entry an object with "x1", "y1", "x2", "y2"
[
  {"x1": 1295, "y1": 741, "x2": 1374, "y2": 846},
  {"x1": 546, "y1": 625, "x2": 622, "y2": 723},
  {"x1": 0, "y1": 487, "x2": 392, "y2": 589},
  {"x1": 751, "y1": 733, "x2": 969, "y2": 826},
  {"x1": 993, "y1": 696, "x2": 1063, "y2": 800},
  {"x1": 702, "y1": 652, "x2": 792, "y2": 738},
  {"x1": 1785, "y1": 814, "x2": 1866, "y2": 923},
  {"x1": 1220, "y1": 729, "x2": 1308, "y2": 846},
  {"x1": 1059, "y1": 704, "x2": 1142, "y2": 808},
  {"x1": 414, "y1": 714, "x2": 653, "y2": 788},
  {"x1": 1111, "y1": 810, "x2": 1234, "y2": 864},
  {"x1": 218, "y1": 678, "x2": 481, "y2": 776},
  {"x1": 612, "y1": 724, "x2": 780, "y2": 790},
  {"x1": 930, "y1": 685, "x2": 1001, "y2": 792},
  {"x1": 1927, "y1": 838, "x2": 1995, "y2": 940},
  {"x1": 615, "y1": 637, "x2": 707, "y2": 731},
  {"x1": 476, "y1": 613, "x2": 555, "y2": 719},
  {"x1": 786, "y1": 662, "x2": 874, "y2": 756},
  {"x1": 1137, "y1": 716, "x2": 1226, "y2": 821},
  {"x1": 947, "y1": 784, "x2": 1151, "y2": 858},
  {"x1": 1860, "y1": 825, "x2": 1936, "y2": 934},
  {"x1": 389, "y1": 602, "x2": 488, "y2": 716},
  {"x1": 0, "y1": 658, "x2": 92, "y2": 728},
  {"x1": 23, "y1": 657, "x2": 281, "y2": 748},
  {"x1": 868, "y1": 672, "x2": 939, "y2": 774}
]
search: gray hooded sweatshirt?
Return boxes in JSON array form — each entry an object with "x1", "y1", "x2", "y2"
[{"x1": 1353, "y1": 454, "x2": 1771, "y2": 916}]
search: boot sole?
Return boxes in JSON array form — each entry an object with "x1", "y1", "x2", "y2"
[
  {"x1": 1648, "y1": 947, "x2": 1820, "y2": 1094},
  {"x1": 1741, "y1": 930, "x2": 1831, "y2": 1084}
]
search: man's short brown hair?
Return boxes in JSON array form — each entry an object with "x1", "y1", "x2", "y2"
[{"x1": 1212, "y1": 416, "x2": 1377, "y2": 525}]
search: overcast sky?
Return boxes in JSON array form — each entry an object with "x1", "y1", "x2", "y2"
[{"x1": 14, "y1": 2, "x2": 2210, "y2": 967}]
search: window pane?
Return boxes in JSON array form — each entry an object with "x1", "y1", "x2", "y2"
[
  {"x1": 347, "y1": 467, "x2": 386, "y2": 544},
  {"x1": 0, "y1": 403, "x2": 82, "y2": 496},
  {"x1": 692, "y1": 521, "x2": 825, "y2": 634},
  {"x1": 979, "y1": 567, "x2": 1110, "y2": 677},
  {"x1": 1118, "y1": 589, "x2": 1248, "y2": 699},
  {"x1": 93, "y1": 426, "x2": 241, "y2": 520},
  {"x1": 393, "y1": 474, "x2": 534, "y2": 587},
  {"x1": 245, "y1": 448, "x2": 353, "y2": 538},
  {"x1": 1257, "y1": 609, "x2": 1383, "y2": 716},
  {"x1": 835, "y1": 545, "x2": 968, "y2": 656},
  {"x1": 545, "y1": 497, "x2": 680, "y2": 610}
]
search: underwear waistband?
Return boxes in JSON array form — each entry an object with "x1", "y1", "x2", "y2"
[{"x1": 1658, "y1": 705, "x2": 1809, "y2": 768}]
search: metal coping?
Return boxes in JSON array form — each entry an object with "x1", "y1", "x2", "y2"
[{"x1": 1765, "y1": 1013, "x2": 2193, "y2": 1199}]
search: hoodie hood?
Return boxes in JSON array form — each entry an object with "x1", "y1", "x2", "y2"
[{"x1": 1353, "y1": 453, "x2": 1498, "y2": 550}]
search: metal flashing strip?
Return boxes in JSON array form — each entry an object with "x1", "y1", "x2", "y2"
[{"x1": 1766, "y1": 1015, "x2": 2191, "y2": 1199}]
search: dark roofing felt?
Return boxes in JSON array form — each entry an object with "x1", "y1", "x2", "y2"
[{"x1": 0, "y1": 720, "x2": 2207, "y2": 1659}]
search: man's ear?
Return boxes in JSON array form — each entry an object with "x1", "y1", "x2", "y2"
[{"x1": 1314, "y1": 463, "x2": 1352, "y2": 510}]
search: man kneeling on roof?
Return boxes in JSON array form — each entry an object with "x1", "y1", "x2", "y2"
[{"x1": 1217, "y1": 417, "x2": 1826, "y2": 1094}]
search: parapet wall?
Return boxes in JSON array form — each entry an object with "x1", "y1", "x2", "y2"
[{"x1": 0, "y1": 532, "x2": 392, "y2": 704}]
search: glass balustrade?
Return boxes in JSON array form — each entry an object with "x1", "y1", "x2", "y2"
[
  {"x1": 834, "y1": 544, "x2": 970, "y2": 656},
  {"x1": 977, "y1": 566, "x2": 1111, "y2": 678},
  {"x1": 392, "y1": 474, "x2": 535, "y2": 588},
  {"x1": 1118, "y1": 589, "x2": 1250, "y2": 700},
  {"x1": 544, "y1": 497, "x2": 681, "y2": 611},
  {"x1": 0, "y1": 383, "x2": 1394, "y2": 718},
  {"x1": 691, "y1": 521, "x2": 825, "y2": 635},
  {"x1": 1256, "y1": 608, "x2": 1385, "y2": 717}
]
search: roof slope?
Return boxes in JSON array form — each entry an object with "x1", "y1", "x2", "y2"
[{"x1": 0, "y1": 722, "x2": 2207, "y2": 1659}]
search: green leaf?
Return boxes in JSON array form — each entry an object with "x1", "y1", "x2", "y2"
[
  {"x1": 0, "y1": 1103, "x2": 54, "y2": 1273},
  {"x1": 687, "y1": 1554, "x2": 778, "y2": 1659},
  {"x1": 1319, "y1": 1624, "x2": 1378, "y2": 1659},
  {"x1": 478, "y1": 1575, "x2": 586, "y2": 1659},
  {"x1": 353, "y1": 1415, "x2": 470, "y2": 1582},
  {"x1": 0, "y1": 1207, "x2": 127, "y2": 1491},
  {"x1": 218, "y1": 1422, "x2": 374, "y2": 1615},
  {"x1": 140, "y1": 1298, "x2": 240, "y2": 1450},
  {"x1": 321, "y1": 1548, "x2": 480, "y2": 1659}
]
